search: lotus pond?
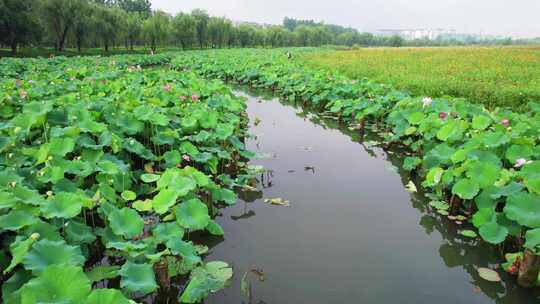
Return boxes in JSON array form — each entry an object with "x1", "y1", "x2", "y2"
[{"x1": 1, "y1": 49, "x2": 540, "y2": 303}]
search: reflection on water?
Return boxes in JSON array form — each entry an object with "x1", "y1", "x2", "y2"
[{"x1": 195, "y1": 90, "x2": 540, "y2": 304}]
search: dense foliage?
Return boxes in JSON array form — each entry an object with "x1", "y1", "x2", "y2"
[
  {"x1": 302, "y1": 47, "x2": 540, "y2": 109},
  {"x1": 172, "y1": 48, "x2": 540, "y2": 285},
  {"x1": 0, "y1": 53, "x2": 260, "y2": 302}
]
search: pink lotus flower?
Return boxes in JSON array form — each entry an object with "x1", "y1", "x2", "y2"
[
  {"x1": 191, "y1": 94, "x2": 199, "y2": 102},
  {"x1": 163, "y1": 84, "x2": 172, "y2": 92},
  {"x1": 19, "y1": 90, "x2": 27, "y2": 99},
  {"x1": 69, "y1": 77, "x2": 76, "y2": 81},
  {"x1": 514, "y1": 158, "x2": 532, "y2": 168},
  {"x1": 439, "y1": 112, "x2": 447, "y2": 119},
  {"x1": 179, "y1": 96, "x2": 187, "y2": 101},
  {"x1": 182, "y1": 155, "x2": 191, "y2": 162},
  {"x1": 501, "y1": 118, "x2": 510, "y2": 127},
  {"x1": 28, "y1": 80, "x2": 34, "y2": 84}
]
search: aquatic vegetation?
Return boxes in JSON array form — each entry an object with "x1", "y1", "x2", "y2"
[
  {"x1": 0, "y1": 54, "x2": 255, "y2": 302},
  {"x1": 172, "y1": 48, "x2": 540, "y2": 287}
]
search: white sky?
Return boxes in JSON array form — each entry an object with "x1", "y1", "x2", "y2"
[{"x1": 152, "y1": 0, "x2": 540, "y2": 37}]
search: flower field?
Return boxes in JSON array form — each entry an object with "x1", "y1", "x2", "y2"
[{"x1": 300, "y1": 47, "x2": 540, "y2": 109}]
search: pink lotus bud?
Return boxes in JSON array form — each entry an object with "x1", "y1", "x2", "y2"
[
  {"x1": 191, "y1": 94, "x2": 199, "y2": 102},
  {"x1": 163, "y1": 84, "x2": 172, "y2": 92},
  {"x1": 439, "y1": 112, "x2": 447, "y2": 119},
  {"x1": 514, "y1": 158, "x2": 532, "y2": 168},
  {"x1": 501, "y1": 118, "x2": 510, "y2": 127},
  {"x1": 19, "y1": 90, "x2": 27, "y2": 99}
]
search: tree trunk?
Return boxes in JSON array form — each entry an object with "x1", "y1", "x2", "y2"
[
  {"x1": 518, "y1": 249, "x2": 540, "y2": 287},
  {"x1": 76, "y1": 36, "x2": 82, "y2": 53},
  {"x1": 104, "y1": 40, "x2": 109, "y2": 52}
]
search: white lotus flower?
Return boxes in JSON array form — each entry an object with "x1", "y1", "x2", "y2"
[{"x1": 422, "y1": 97, "x2": 433, "y2": 108}]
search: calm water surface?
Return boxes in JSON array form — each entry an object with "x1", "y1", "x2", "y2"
[{"x1": 200, "y1": 91, "x2": 538, "y2": 304}]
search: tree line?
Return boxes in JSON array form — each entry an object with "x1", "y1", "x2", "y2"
[{"x1": 1, "y1": 0, "x2": 536, "y2": 56}]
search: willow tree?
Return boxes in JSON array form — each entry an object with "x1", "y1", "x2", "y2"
[
  {"x1": 39, "y1": 0, "x2": 85, "y2": 51},
  {"x1": 142, "y1": 11, "x2": 170, "y2": 52}
]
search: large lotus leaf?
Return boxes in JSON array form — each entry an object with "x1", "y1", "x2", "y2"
[
  {"x1": 179, "y1": 261, "x2": 233, "y2": 303},
  {"x1": 481, "y1": 131, "x2": 509, "y2": 148},
  {"x1": 474, "y1": 187, "x2": 499, "y2": 209},
  {"x1": 4, "y1": 236, "x2": 36, "y2": 274},
  {"x1": 524, "y1": 228, "x2": 540, "y2": 249},
  {"x1": 452, "y1": 178, "x2": 480, "y2": 200},
  {"x1": 152, "y1": 222, "x2": 184, "y2": 244},
  {"x1": 206, "y1": 220, "x2": 225, "y2": 236},
  {"x1": 108, "y1": 208, "x2": 144, "y2": 238},
  {"x1": 86, "y1": 289, "x2": 131, "y2": 304},
  {"x1": 504, "y1": 192, "x2": 540, "y2": 228},
  {"x1": 12, "y1": 185, "x2": 45, "y2": 206},
  {"x1": 424, "y1": 167, "x2": 444, "y2": 187},
  {"x1": 152, "y1": 188, "x2": 180, "y2": 214},
  {"x1": 119, "y1": 261, "x2": 158, "y2": 295},
  {"x1": 472, "y1": 208, "x2": 496, "y2": 228},
  {"x1": 520, "y1": 161, "x2": 540, "y2": 179},
  {"x1": 20, "y1": 264, "x2": 91, "y2": 304},
  {"x1": 215, "y1": 123, "x2": 234, "y2": 140},
  {"x1": 479, "y1": 221, "x2": 508, "y2": 244},
  {"x1": 164, "y1": 150, "x2": 182, "y2": 167},
  {"x1": 471, "y1": 115, "x2": 491, "y2": 130},
  {"x1": 175, "y1": 198, "x2": 210, "y2": 230},
  {"x1": 157, "y1": 172, "x2": 197, "y2": 196},
  {"x1": 166, "y1": 240, "x2": 201, "y2": 266},
  {"x1": 0, "y1": 210, "x2": 38, "y2": 231},
  {"x1": 212, "y1": 188, "x2": 237, "y2": 205},
  {"x1": 41, "y1": 192, "x2": 86, "y2": 219},
  {"x1": 179, "y1": 141, "x2": 200, "y2": 157},
  {"x1": 86, "y1": 265, "x2": 120, "y2": 282},
  {"x1": 23, "y1": 219, "x2": 63, "y2": 241},
  {"x1": 65, "y1": 220, "x2": 96, "y2": 245},
  {"x1": 124, "y1": 138, "x2": 156, "y2": 160},
  {"x1": 2, "y1": 269, "x2": 31, "y2": 303},
  {"x1": 506, "y1": 144, "x2": 534, "y2": 163},
  {"x1": 49, "y1": 137, "x2": 75, "y2": 157},
  {"x1": 23, "y1": 239, "x2": 85, "y2": 274},
  {"x1": 491, "y1": 182, "x2": 523, "y2": 199},
  {"x1": 0, "y1": 191, "x2": 18, "y2": 209},
  {"x1": 525, "y1": 178, "x2": 540, "y2": 195},
  {"x1": 436, "y1": 120, "x2": 463, "y2": 142},
  {"x1": 466, "y1": 161, "x2": 499, "y2": 189}
]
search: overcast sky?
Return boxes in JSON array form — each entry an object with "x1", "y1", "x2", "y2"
[{"x1": 152, "y1": 0, "x2": 540, "y2": 37}]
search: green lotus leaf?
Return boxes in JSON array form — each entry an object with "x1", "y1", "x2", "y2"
[
  {"x1": 179, "y1": 141, "x2": 200, "y2": 156},
  {"x1": 212, "y1": 188, "x2": 237, "y2": 205},
  {"x1": 459, "y1": 230, "x2": 477, "y2": 238},
  {"x1": 167, "y1": 240, "x2": 202, "y2": 266},
  {"x1": 86, "y1": 265, "x2": 120, "y2": 282},
  {"x1": 0, "y1": 210, "x2": 38, "y2": 231},
  {"x1": 152, "y1": 188, "x2": 180, "y2": 214},
  {"x1": 506, "y1": 144, "x2": 533, "y2": 163},
  {"x1": 175, "y1": 198, "x2": 210, "y2": 230},
  {"x1": 4, "y1": 236, "x2": 36, "y2": 274},
  {"x1": 108, "y1": 208, "x2": 145, "y2": 238},
  {"x1": 23, "y1": 239, "x2": 85, "y2": 274},
  {"x1": 436, "y1": 120, "x2": 463, "y2": 142},
  {"x1": 41, "y1": 191, "x2": 85, "y2": 219},
  {"x1": 49, "y1": 137, "x2": 75, "y2": 157},
  {"x1": 520, "y1": 161, "x2": 540, "y2": 179},
  {"x1": 525, "y1": 178, "x2": 540, "y2": 195},
  {"x1": 179, "y1": 261, "x2": 233, "y2": 303},
  {"x1": 132, "y1": 199, "x2": 153, "y2": 212},
  {"x1": 206, "y1": 220, "x2": 224, "y2": 236},
  {"x1": 141, "y1": 173, "x2": 160, "y2": 183},
  {"x1": 124, "y1": 137, "x2": 156, "y2": 160},
  {"x1": 65, "y1": 220, "x2": 96, "y2": 245},
  {"x1": 524, "y1": 228, "x2": 540, "y2": 249},
  {"x1": 2, "y1": 269, "x2": 31, "y2": 303},
  {"x1": 491, "y1": 182, "x2": 523, "y2": 199},
  {"x1": 0, "y1": 191, "x2": 18, "y2": 209},
  {"x1": 471, "y1": 115, "x2": 491, "y2": 130},
  {"x1": 479, "y1": 221, "x2": 508, "y2": 244},
  {"x1": 429, "y1": 200, "x2": 449, "y2": 211},
  {"x1": 119, "y1": 261, "x2": 158, "y2": 295},
  {"x1": 86, "y1": 289, "x2": 131, "y2": 304},
  {"x1": 466, "y1": 161, "x2": 499, "y2": 189},
  {"x1": 474, "y1": 187, "x2": 499, "y2": 209},
  {"x1": 153, "y1": 222, "x2": 185, "y2": 244},
  {"x1": 452, "y1": 178, "x2": 480, "y2": 200},
  {"x1": 504, "y1": 192, "x2": 540, "y2": 228},
  {"x1": 472, "y1": 208, "x2": 496, "y2": 228},
  {"x1": 121, "y1": 190, "x2": 137, "y2": 201},
  {"x1": 406, "y1": 112, "x2": 425, "y2": 125},
  {"x1": 164, "y1": 150, "x2": 182, "y2": 167},
  {"x1": 425, "y1": 167, "x2": 444, "y2": 187},
  {"x1": 481, "y1": 131, "x2": 509, "y2": 148},
  {"x1": 20, "y1": 264, "x2": 91, "y2": 303}
]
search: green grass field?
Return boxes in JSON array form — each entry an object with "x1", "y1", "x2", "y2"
[{"x1": 301, "y1": 46, "x2": 540, "y2": 109}]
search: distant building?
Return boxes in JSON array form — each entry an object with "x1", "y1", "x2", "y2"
[{"x1": 375, "y1": 29, "x2": 457, "y2": 40}]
